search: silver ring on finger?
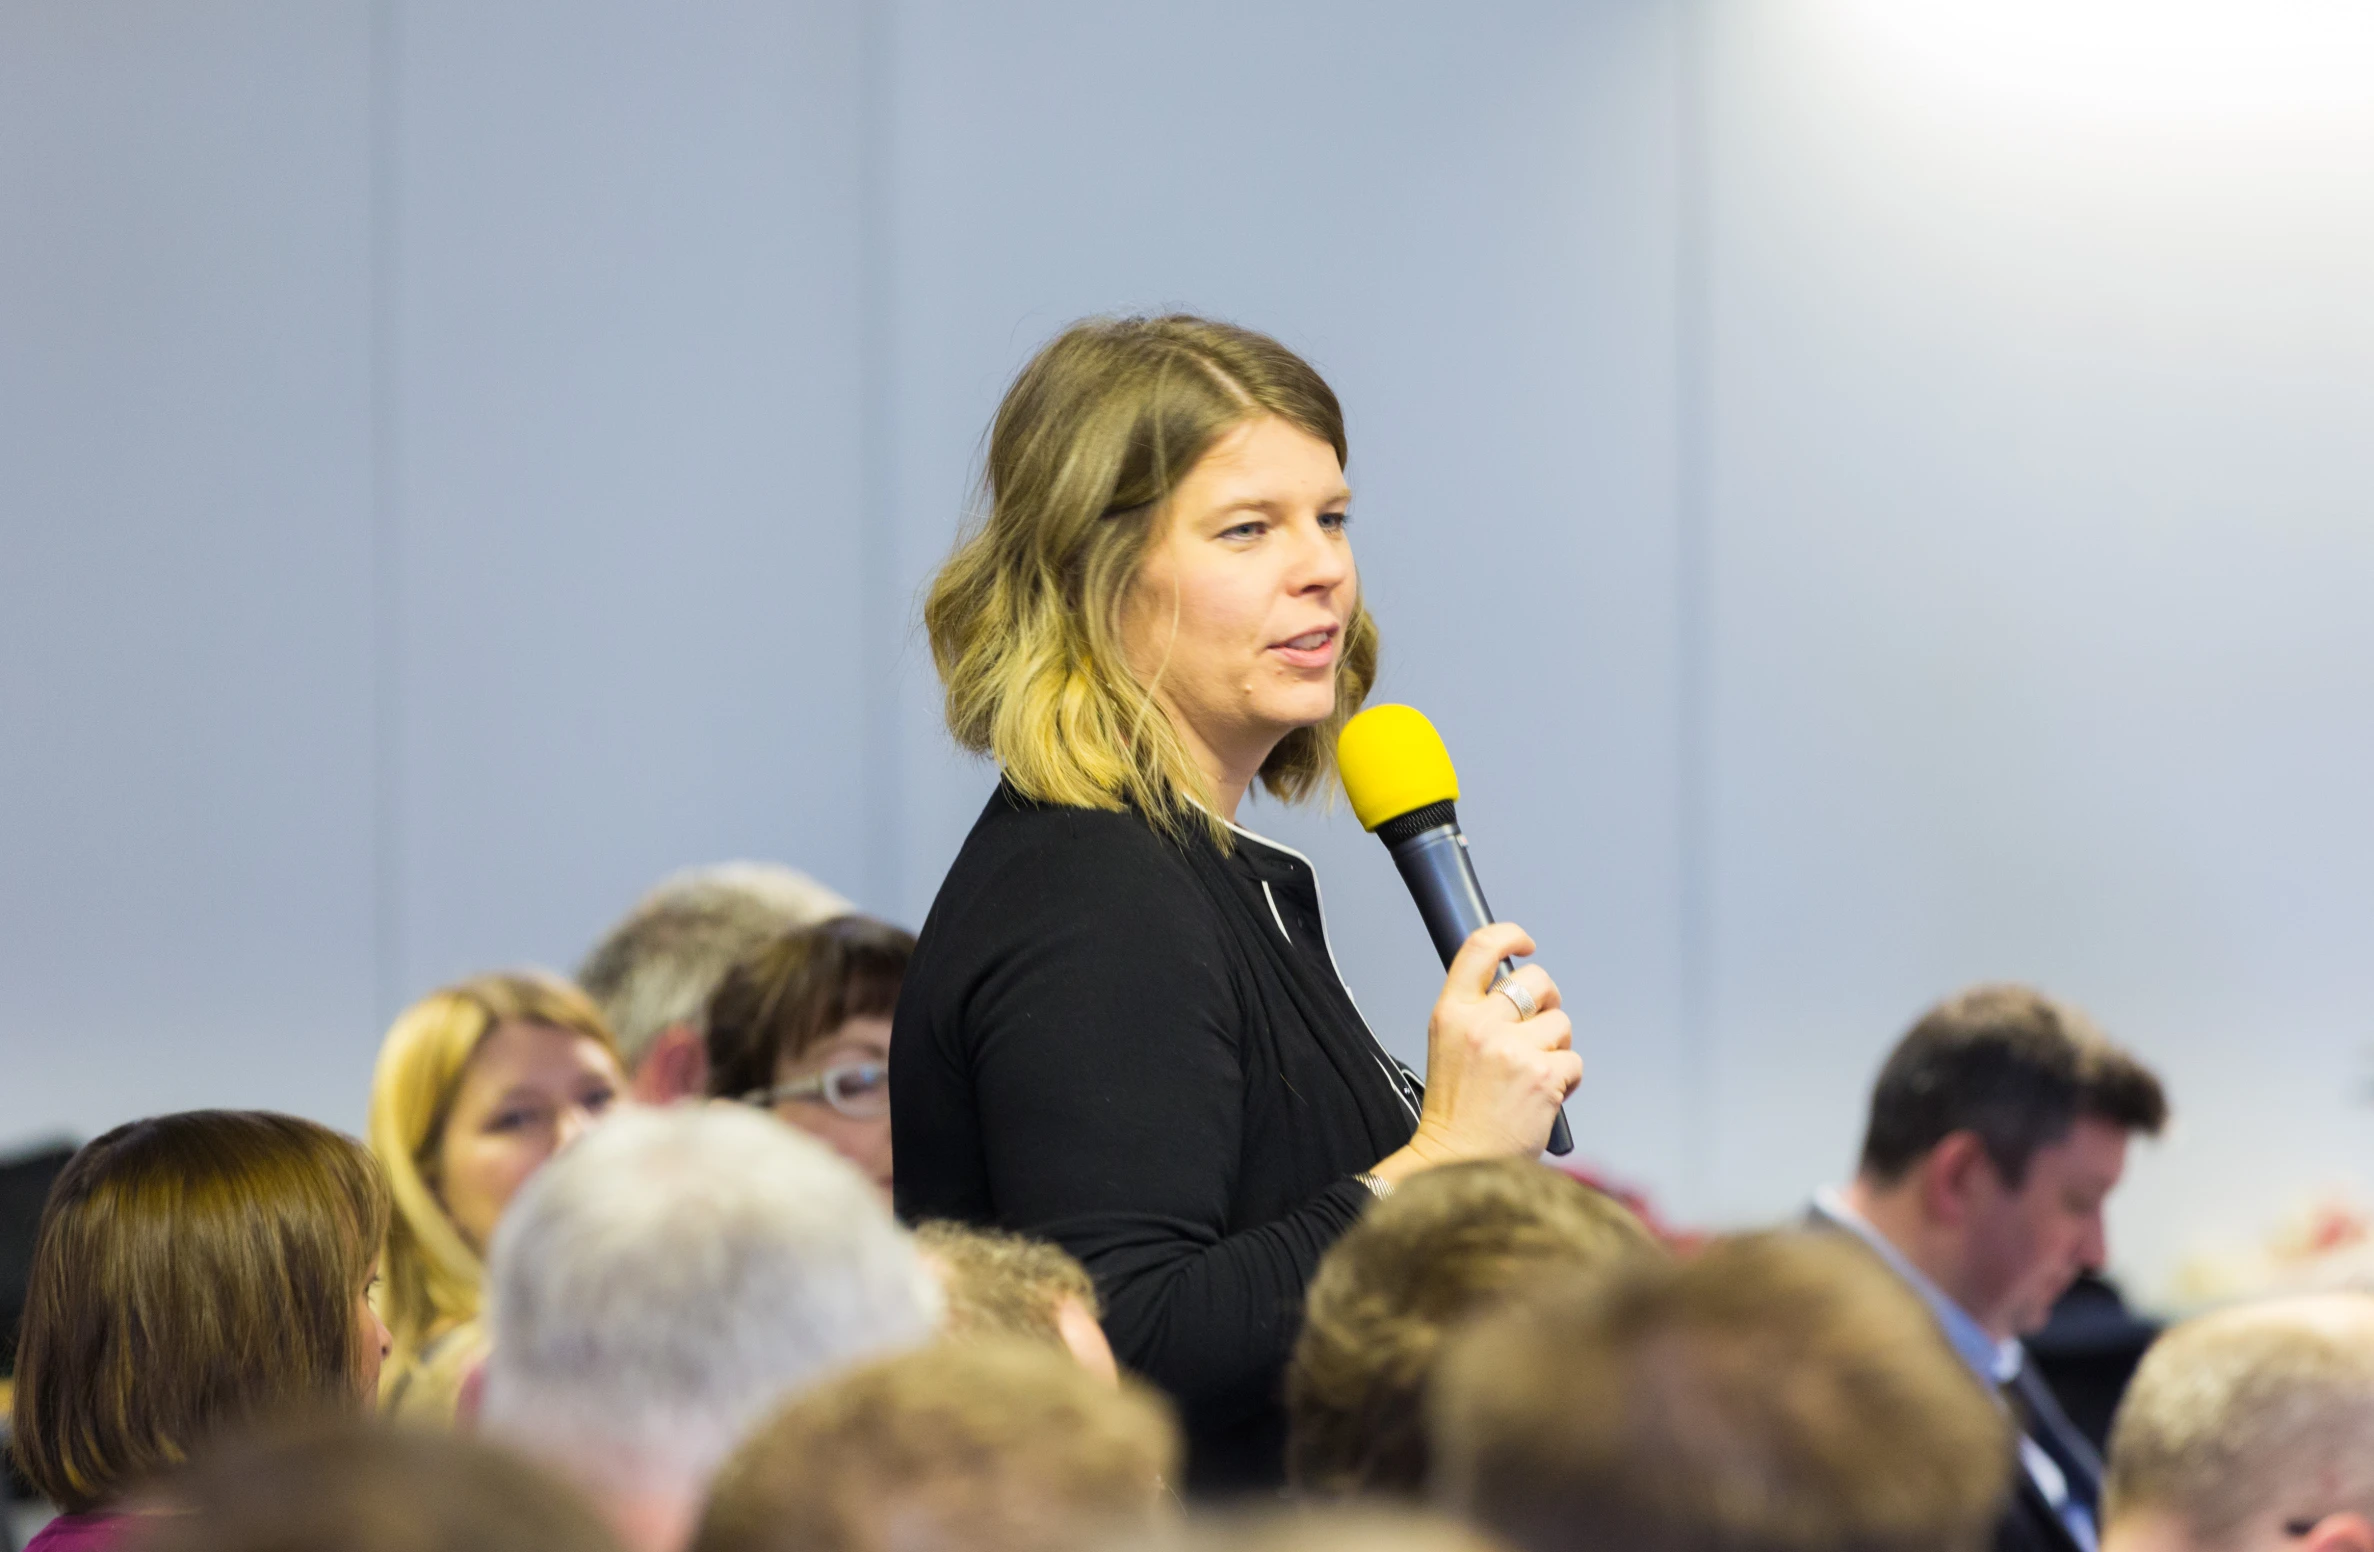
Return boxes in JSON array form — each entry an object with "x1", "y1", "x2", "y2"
[{"x1": 1493, "y1": 975, "x2": 1538, "y2": 1021}]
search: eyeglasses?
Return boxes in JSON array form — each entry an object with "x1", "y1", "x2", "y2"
[{"x1": 743, "y1": 1061, "x2": 889, "y2": 1120}]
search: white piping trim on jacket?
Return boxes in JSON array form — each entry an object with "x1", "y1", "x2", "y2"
[
  {"x1": 1260, "y1": 879, "x2": 1293, "y2": 944},
  {"x1": 1223, "y1": 815, "x2": 1423, "y2": 1128}
]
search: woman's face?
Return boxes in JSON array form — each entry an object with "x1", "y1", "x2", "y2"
[
  {"x1": 356, "y1": 1262, "x2": 392, "y2": 1398},
  {"x1": 1122, "y1": 414, "x2": 1356, "y2": 806},
  {"x1": 767, "y1": 1015, "x2": 893, "y2": 1200},
  {"x1": 434, "y1": 1019, "x2": 623, "y2": 1254}
]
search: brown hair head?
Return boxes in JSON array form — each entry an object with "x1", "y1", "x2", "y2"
[
  {"x1": 1429, "y1": 1231, "x2": 2013, "y2": 1552},
  {"x1": 1133, "y1": 1506, "x2": 1515, "y2": 1552},
  {"x1": 125, "y1": 1420, "x2": 626, "y2": 1552},
  {"x1": 693, "y1": 1339, "x2": 1179, "y2": 1552},
  {"x1": 9, "y1": 1111, "x2": 390, "y2": 1513},
  {"x1": 1858, "y1": 983, "x2": 2168, "y2": 1189},
  {"x1": 1288, "y1": 1160, "x2": 1662, "y2": 1499},
  {"x1": 913, "y1": 1221, "x2": 1101, "y2": 1346},
  {"x1": 705, "y1": 916, "x2": 915, "y2": 1102},
  {"x1": 922, "y1": 314, "x2": 1379, "y2": 845}
]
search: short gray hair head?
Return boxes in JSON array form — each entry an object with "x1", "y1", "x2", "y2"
[
  {"x1": 480, "y1": 1105, "x2": 936, "y2": 1494},
  {"x1": 2105, "y1": 1293, "x2": 2374, "y2": 1545},
  {"x1": 577, "y1": 862, "x2": 855, "y2": 1066}
]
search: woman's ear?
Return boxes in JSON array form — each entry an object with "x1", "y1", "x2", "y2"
[{"x1": 2306, "y1": 1513, "x2": 2374, "y2": 1552}]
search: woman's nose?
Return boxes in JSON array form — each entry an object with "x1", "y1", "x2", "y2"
[
  {"x1": 554, "y1": 1105, "x2": 595, "y2": 1152},
  {"x1": 1289, "y1": 517, "x2": 1351, "y2": 592}
]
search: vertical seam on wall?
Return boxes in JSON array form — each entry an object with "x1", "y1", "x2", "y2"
[
  {"x1": 857, "y1": 0, "x2": 903, "y2": 914},
  {"x1": 369, "y1": 0, "x2": 405, "y2": 1022},
  {"x1": 1674, "y1": 0, "x2": 1714, "y2": 1212}
]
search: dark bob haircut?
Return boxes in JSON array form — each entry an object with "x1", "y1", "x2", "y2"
[{"x1": 705, "y1": 915, "x2": 916, "y2": 1102}]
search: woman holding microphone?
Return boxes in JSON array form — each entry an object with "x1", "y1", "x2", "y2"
[{"x1": 892, "y1": 315, "x2": 1581, "y2": 1494}]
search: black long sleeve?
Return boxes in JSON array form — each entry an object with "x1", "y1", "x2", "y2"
[{"x1": 893, "y1": 787, "x2": 1415, "y2": 1492}]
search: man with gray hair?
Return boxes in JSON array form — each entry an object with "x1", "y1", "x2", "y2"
[
  {"x1": 577, "y1": 861, "x2": 853, "y2": 1102},
  {"x1": 2102, "y1": 1293, "x2": 2374, "y2": 1552},
  {"x1": 479, "y1": 1105, "x2": 937, "y2": 1552}
]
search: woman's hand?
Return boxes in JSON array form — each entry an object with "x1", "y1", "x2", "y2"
[{"x1": 1370, "y1": 923, "x2": 1581, "y2": 1185}]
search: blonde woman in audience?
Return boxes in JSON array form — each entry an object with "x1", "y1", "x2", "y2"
[
  {"x1": 692, "y1": 1340, "x2": 1179, "y2": 1552},
  {"x1": 2102, "y1": 1293, "x2": 2374, "y2": 1552},
  {"x1": 11, "y1": 1112, "x2": 391, "y2": 1552},
  {"x1": 914, "y1": 1220, "x2": 1120, "y2": 1383},
  {"x1": 367, "y1": 971, "x2": 625, "y2": 1424}
]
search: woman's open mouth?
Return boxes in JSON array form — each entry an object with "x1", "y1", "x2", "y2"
[{"x1": 1269, "y1": 626, "x2": 1339, "y2": 670}]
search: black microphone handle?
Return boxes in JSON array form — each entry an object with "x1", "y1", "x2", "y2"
[{"x1": 1385, "y1": 823, "x2": 1575, "y2": 1157}]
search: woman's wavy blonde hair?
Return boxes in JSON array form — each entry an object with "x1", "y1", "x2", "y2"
[
  {"x1": 923, "y1": 314, "x2": 1379, "y2": 844},
  {"x1": 364, "y1": 971, "x2": 617, "y2": 1389}
]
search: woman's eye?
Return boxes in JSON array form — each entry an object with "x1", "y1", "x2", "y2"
[
  {"x1": 1319, "y1": 509, "x2": 1350, "y2": 532},
  {"x1": 1221, "y1": 520, "x2": 1267, "y2": 541},
  {"x1": 583, "y1": 1086, "x2": 617, "y2": 1114},
  {"x1": 488, "y1": 1109, "x2": 538, "y2": 1133}
]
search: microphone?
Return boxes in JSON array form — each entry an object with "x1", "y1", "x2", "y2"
[{"x1": 1336, "y1": 704, "x2": 1574, "y2": 1157}]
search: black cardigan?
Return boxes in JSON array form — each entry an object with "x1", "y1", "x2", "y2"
[{"x1": 891, "y1": 784, "x2": 1422, "y2": 1494}]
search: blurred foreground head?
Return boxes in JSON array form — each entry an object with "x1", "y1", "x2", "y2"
[
  {"x1": 1287, "y1": 1159, "x2": 1661, "y2": 1498},
  {"x1": 1430, "y1": 1231, "x2": 2012, "y2": 1552},
  {"x1": 2103, "y1": 1293, "x2": 2374, "y2": 1552},
  {"x1": 913, "y1": 1220, "x2": 1117, "y2": 1382},
  {"x1": 1131, "y1": 1507, "x2": 1512, "y2": 1552},
  {"x1": 693, "y1": 1340, "x2": 1178, "y2": 1552},
  {"x1": 481, "y1": 1106, "x2": 937, "y2": 1552},
  {"x1": 578, "y1": 860, "x2": 855, "y2": 1102},
  {"x1": 126, "y1": 1423, "x2": 625, "y2": 1552}
]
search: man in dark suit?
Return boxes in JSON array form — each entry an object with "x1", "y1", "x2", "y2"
[{"x1": 1810, "y1": 984, "x2": 2169, "y2": 1552}]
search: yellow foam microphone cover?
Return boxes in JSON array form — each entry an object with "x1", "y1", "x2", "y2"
[{"x1": 1336, "y1": 704, "x2": 1460, "y2": 832}]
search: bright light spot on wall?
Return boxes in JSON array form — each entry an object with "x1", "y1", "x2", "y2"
[{"x1": 1831, "y1": 0, "x2": 2374, "y2": 124}]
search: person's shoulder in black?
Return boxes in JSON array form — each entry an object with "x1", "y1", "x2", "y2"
[
  {"x1": 893, "y1": 784, "x2": 1245, "y2": 1226},
  {"x1": 891, "y1": 783, "x2": 1379, "y2": 1496}
]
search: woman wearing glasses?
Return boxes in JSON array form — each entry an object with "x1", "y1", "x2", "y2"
[{"x1": 706, "y1": 914, "x2": 913, "y2": 1199}]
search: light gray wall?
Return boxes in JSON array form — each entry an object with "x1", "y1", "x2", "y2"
[
  {"x1": 5, "y1": 0, "x2": 2370, "y2": 1300},
  {"x1": 1693, "y1": 2, "x2": 2374, "y2": 1291}
]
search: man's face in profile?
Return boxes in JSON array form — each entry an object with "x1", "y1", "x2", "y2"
[{"x1": 1960, "y1": 1114, "x2": 2127, "y2": 1338}]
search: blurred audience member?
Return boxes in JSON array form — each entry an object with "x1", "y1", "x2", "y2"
[
  {"x1": 2102, "y1": 1293, "x2": 2374, "y2": 1552},
  {"x1": 579, "y1": 862, "x2": 854, "y2": 1104},
  {"x1": 10, "y1": 1112, "x2": 390, "y2": 1552},
  {"x1": 692, "y1": 1340, "x2": 1177, "y2": 1552},
  {"x1": 1287, "y1": 1159, "x2": 1661, "y2": 1499},
  {"x1": 914, "y1": 1220, "x2": 1118, "y2": 1383},
  {"x1": 125, "y1": 1423, "x2": 624, "y2": 1552},
  {"x1": 1141, "y1": 1507, "x2": 1512, "y2": 1552},
  {"x1": 707, "y1": 916, "x2": 913, "y2": 1199},
  {"x1": 1814, "y1": 984, "x2": 2168, "y2": 1552},
  {"x1": 479, "y1": 1106, "x2": 936, "y2": 1552},
  {"x1": 368, "y1": 972, "x2": 625, "y2": 1425},
  {"x1": 1430, "y1": 1232, "x2": 2012, "y2": 1552}
]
